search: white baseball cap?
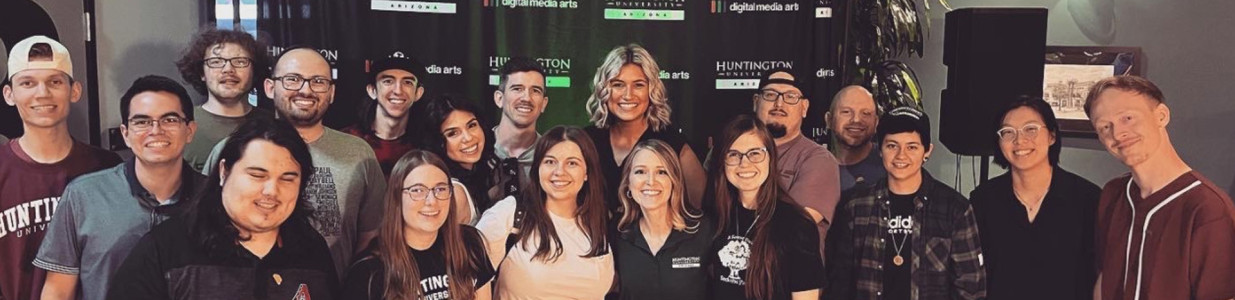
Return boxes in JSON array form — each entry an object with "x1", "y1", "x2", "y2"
[{"x1": 6, "y1": 35, "x2": 73, "y2": 80}]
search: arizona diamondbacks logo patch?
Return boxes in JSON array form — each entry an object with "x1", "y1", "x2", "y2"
[{"x1": 292, "y1": 283, "x2": 312, "y2": 300}]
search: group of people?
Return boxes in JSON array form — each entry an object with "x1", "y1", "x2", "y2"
[{"x1": 1, "y1": 28, "x2": 1232, "y2": 300}]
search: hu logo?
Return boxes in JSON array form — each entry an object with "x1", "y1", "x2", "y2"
[{"x1": 292, "y1": 284, "x2": 311, "y2": 300}]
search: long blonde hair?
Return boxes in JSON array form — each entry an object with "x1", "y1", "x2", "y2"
[
  {"x1": 375, "y1": 150, "x2": 481, "y2": 300},
  {"x1": 616, "y1": 139, "x2": 701, "y2": 233},
  {"x1": 586, "y1": 44, "x2": 672, "y2": 131}
]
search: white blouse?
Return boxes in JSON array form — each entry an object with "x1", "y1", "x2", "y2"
[{"x1": 475, "y1": 196, "x2": 615, "y2": 300}]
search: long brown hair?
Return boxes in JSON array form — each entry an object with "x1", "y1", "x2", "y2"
[
  {"x1": 517, "y1": 126, "x2": 610, "y2": 261},
  {"x1": 616, "y1": 139, "x2": 701, "y2": 233},
  {"x1": 376, "y1": 150, "x2": 481, "y2": 300},
  {"x1": 706, "y1": 114, "x2": 783, "y2": 299}
]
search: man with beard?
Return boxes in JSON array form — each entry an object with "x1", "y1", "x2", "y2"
[
  {"x1": 827, "y1": 85, "x2": 884, "y2": 188},
  {"x1": 341, "y1": 51, "x2": 426, "y2": 175},
  {"x1": 752, "y1": 68, "x2": 846, "y2": 261},
  {"x1": 486, "y1": 57, "x2": 548, "y2": 202},
  {"x1": 36, "y1": 76, "x2": 205, "y2": 300},
  {"x1": 203, "y1": 47, "x2": 386, "y2": 279},
  {"x1": 175, "y1": 29, "x2": 271, "y2": 172},
  {"x1": 1086, "y1": 76, "x2": 1234, "y2": 300}
]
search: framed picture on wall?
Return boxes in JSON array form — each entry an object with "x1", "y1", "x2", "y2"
[{"x1": 1042, "y1": 46, "x2": 1142, "y2": 137}]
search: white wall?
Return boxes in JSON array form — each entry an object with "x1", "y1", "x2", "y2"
[
  {"x1": 95, "y1": 0, "x2": 201, "y2": 149},
  {"x1": 907, "y1": 0, "x2": 1235, "y2": 195}
]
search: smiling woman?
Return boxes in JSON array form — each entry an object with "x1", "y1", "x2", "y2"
[
  {"x1": 421, "y1": 95, "x2": 495, "y2": 223},
  {"x1": 474, "y1": 125, "x2": 614, "y2": 300},
  {"x1": 342, "y1": 150, "x2": 495, "y2": 300}
]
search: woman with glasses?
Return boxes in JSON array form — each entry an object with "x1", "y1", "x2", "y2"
[
  {"x1": 342, "y1": 150, "x2": 494, "y2": 300},
  {"x1": 584, "y1": 44, "x2": 707, "y2": 212},
  {"x1": 421, "y1": 95, "x2": 497, "y2": 224},
  {"x1": 969, "y1": 96, "x2": 1099, "y2": 300},
  {"x1": 706, "y1": 115, "x2": 823, "y2": 300},
  {"x1": 611, "y1": 139, "x2": 714, "y2": 300},
  {"x1": 475, "y1": 126, "x2": 614, "y2": 299}
]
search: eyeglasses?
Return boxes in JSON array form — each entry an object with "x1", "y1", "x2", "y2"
[
  {"x1": 402, "y1": 183, "x2": 453, "y2": 201},
  {"x1": 996, "y1": 123, "x2": 1043, "y2": 142},
  {"x1": 273, "y1": 74, "x2": 333, "y2": 93},
  {"x1": 724, "y1": 147, "x2": 769, "y2": 166},
  {"x1": 204, "y1": 57, "x2": 253, "y2": 69},
  {"x1": 127, "y1": 115, "x2": 187, "y2": 131},
  {"x1": 756, "y1": 89, "x2": 804, "y2": 105}
]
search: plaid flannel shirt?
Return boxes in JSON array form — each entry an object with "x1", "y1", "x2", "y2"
[{"x1": 825, "y1": 171, "x2": 986, "y2": 300}]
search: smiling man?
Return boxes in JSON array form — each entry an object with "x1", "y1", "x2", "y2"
[
  {"x1": 1085, "y1": 76, "x2": 1235, "y2": 300},
  {"x1": 203, "y1": 46, "x2": 386, "y2": 280},
  {"x1": 752, "y1": 68, "x2": 846, "y2": 263},
  {"x1": 826, "y1": 107, "x2": 986, "y2": 300},
  {"x1": 0, "y1": 36, "x2": 121, "y2": 300},
  {"x1": 827, "y1": 85, "x2": 883, "y2": 188},
  {"x1": 341, "y1": 51, "x2": 427, "y2": 175},
  {"x1": 35, "y1": 75, "x2": 205, "y2": 300},
  {"x1": 488, "y1": 57, "x2": 549, "y2": 202}
]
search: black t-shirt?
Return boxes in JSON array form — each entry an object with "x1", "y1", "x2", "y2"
[
  {"x1": 106, "y1": 217, "x2": 338, "y2": 300},
  {"x1": 584, "y1": 126, "x2": 691, "y2": 212},
  {"x1": 342, "y1": 226, "x2": 495, "y2": 300},
  {"x1": 613, "y1": 214, "x2": 716, "y2": 300},
  {"x1": 883, "y1": 192, "x2": 915, "y2": 300},
  {"x1": 709, "y1": 200, "x2": 824, "y2": 300}
]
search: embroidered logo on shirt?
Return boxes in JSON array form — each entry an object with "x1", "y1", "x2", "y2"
[
  {"x1": 292, "y1": 283, "x2": 311, "y2": 300},
  {"x1": 672, "y1": 256, "x2": 701, "y2": 269}
]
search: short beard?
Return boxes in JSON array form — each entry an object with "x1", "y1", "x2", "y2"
[{"x1": 766, "y1": 123, "x2": 787, "y2": 138}]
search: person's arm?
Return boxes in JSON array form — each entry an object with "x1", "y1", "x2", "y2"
[
  {"x1": 678, "y1": 144, "x2": 707, "y2": 210},
  {"x1": 791, "y1": 289, "x2": 820, "y2": 300},
  {"x1": 34, "y1": 184, "x2": 84, "y2": 300},
  {"x1": 950, "y1": 205, "x2": 987, "y2": 300},
  {"x1": 41, "y1": 273, "x2": 78, "y2": 300},
  {"x1": 474, "y1": 197, "x2": 516, "y2": 268},
  {"x1": 474, "y1": 281, "x2": 493, "y2": 300},
  {"x1": 1093, "y1": 273, "x2": 1102, "y2": 300},
  {"x1": 355, "y1": 157, "x2": 388, "y2": 255},
  {"x1": 451, "y1": 181, "x2": 475, "y2": 225},
  {"x1": 1188, "y1": 212, "x2": 1235, "y2": 299}
]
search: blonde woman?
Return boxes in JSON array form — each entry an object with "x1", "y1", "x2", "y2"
[
  {"x1": 611, "y1": 139, "x2": 713, "y2": 300},
  {"x1": 584, "y1": 44, "x2": 706, "y2": 212}
]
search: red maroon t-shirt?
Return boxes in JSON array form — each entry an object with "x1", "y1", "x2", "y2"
[
  {"x1": 0, "y1": 139, "x2": 120, "y2": 300},
  {"x1": 340, "y1": 125, "x2": 416, "y2": 176}
]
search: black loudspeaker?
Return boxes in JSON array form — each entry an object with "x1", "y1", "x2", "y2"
[{"x1": 941, "y1": 8, "x2": 1047, "y2": 156}]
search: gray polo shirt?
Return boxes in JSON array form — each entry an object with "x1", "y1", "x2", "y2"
[{"x1": 33, "y1": 159, "x2": 203, "y2": 300}]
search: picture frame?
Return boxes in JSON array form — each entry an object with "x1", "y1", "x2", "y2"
[{"x1": 1042, "y1": 46, "x2": 1142, "y2": 138}]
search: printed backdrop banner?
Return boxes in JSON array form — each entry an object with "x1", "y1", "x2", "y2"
[{"x1": 250, "y1": 0, "x2": 844, "y2": 149}]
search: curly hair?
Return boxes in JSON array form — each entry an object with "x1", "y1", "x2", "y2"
[
  {"x1": 175, "y1": 28, "x2": 270, "y2": 95},
  {"x1": 585, "y1": 44, "x2": 672, "y2": 131}
]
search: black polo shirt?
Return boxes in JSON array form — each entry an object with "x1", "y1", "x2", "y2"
[
  {"x1": 107, "y1": 217, "x2": 338, "y2": 300},
  {"x1": 612, "y1": 214, "x2": 715, "y2": 300}
]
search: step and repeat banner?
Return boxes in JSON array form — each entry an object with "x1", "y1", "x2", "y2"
[{"x1": 252, "y1": 0, "x2": 843, "y2": 148}]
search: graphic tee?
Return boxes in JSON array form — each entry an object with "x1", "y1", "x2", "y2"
[{"x1": 883, "y1": 192, "x2": 915, "y2": 300}]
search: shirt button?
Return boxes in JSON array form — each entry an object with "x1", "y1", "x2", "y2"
[
  {"x1": 878, "y1": 265, "x2": 882, "y2": 269},
  {"x1": 880, "y1": 238, "x2": 885, "y2": 243},
  {"x1": 877, "y1": 291, "x2": 883, "y2": 296}
]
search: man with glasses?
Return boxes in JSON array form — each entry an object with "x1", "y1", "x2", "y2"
[
  {"x1": 752, "y1": 68, "x2": 846, "y2": 262},
  {"x1": 35, "y1": 75, "x2": 205, "y2": 300},
  {"x1": 176, "y1": 29, "x2": 271, "y2": 172},
  {"x1": 827, "y1": 85, "x2": 884, "y2": 188},
  {"x1": 487, "y1": 57, "x2": 548, "y2": 203},
  {"x1": 204, "y1": 46, "x2": 386, "y2": 280},
  {"x1": 341, "y1": 51, "x2": 426, "y2": 175},
  {"x1": 1, "y1": 36, "x2": 121, "y2": 300}
]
